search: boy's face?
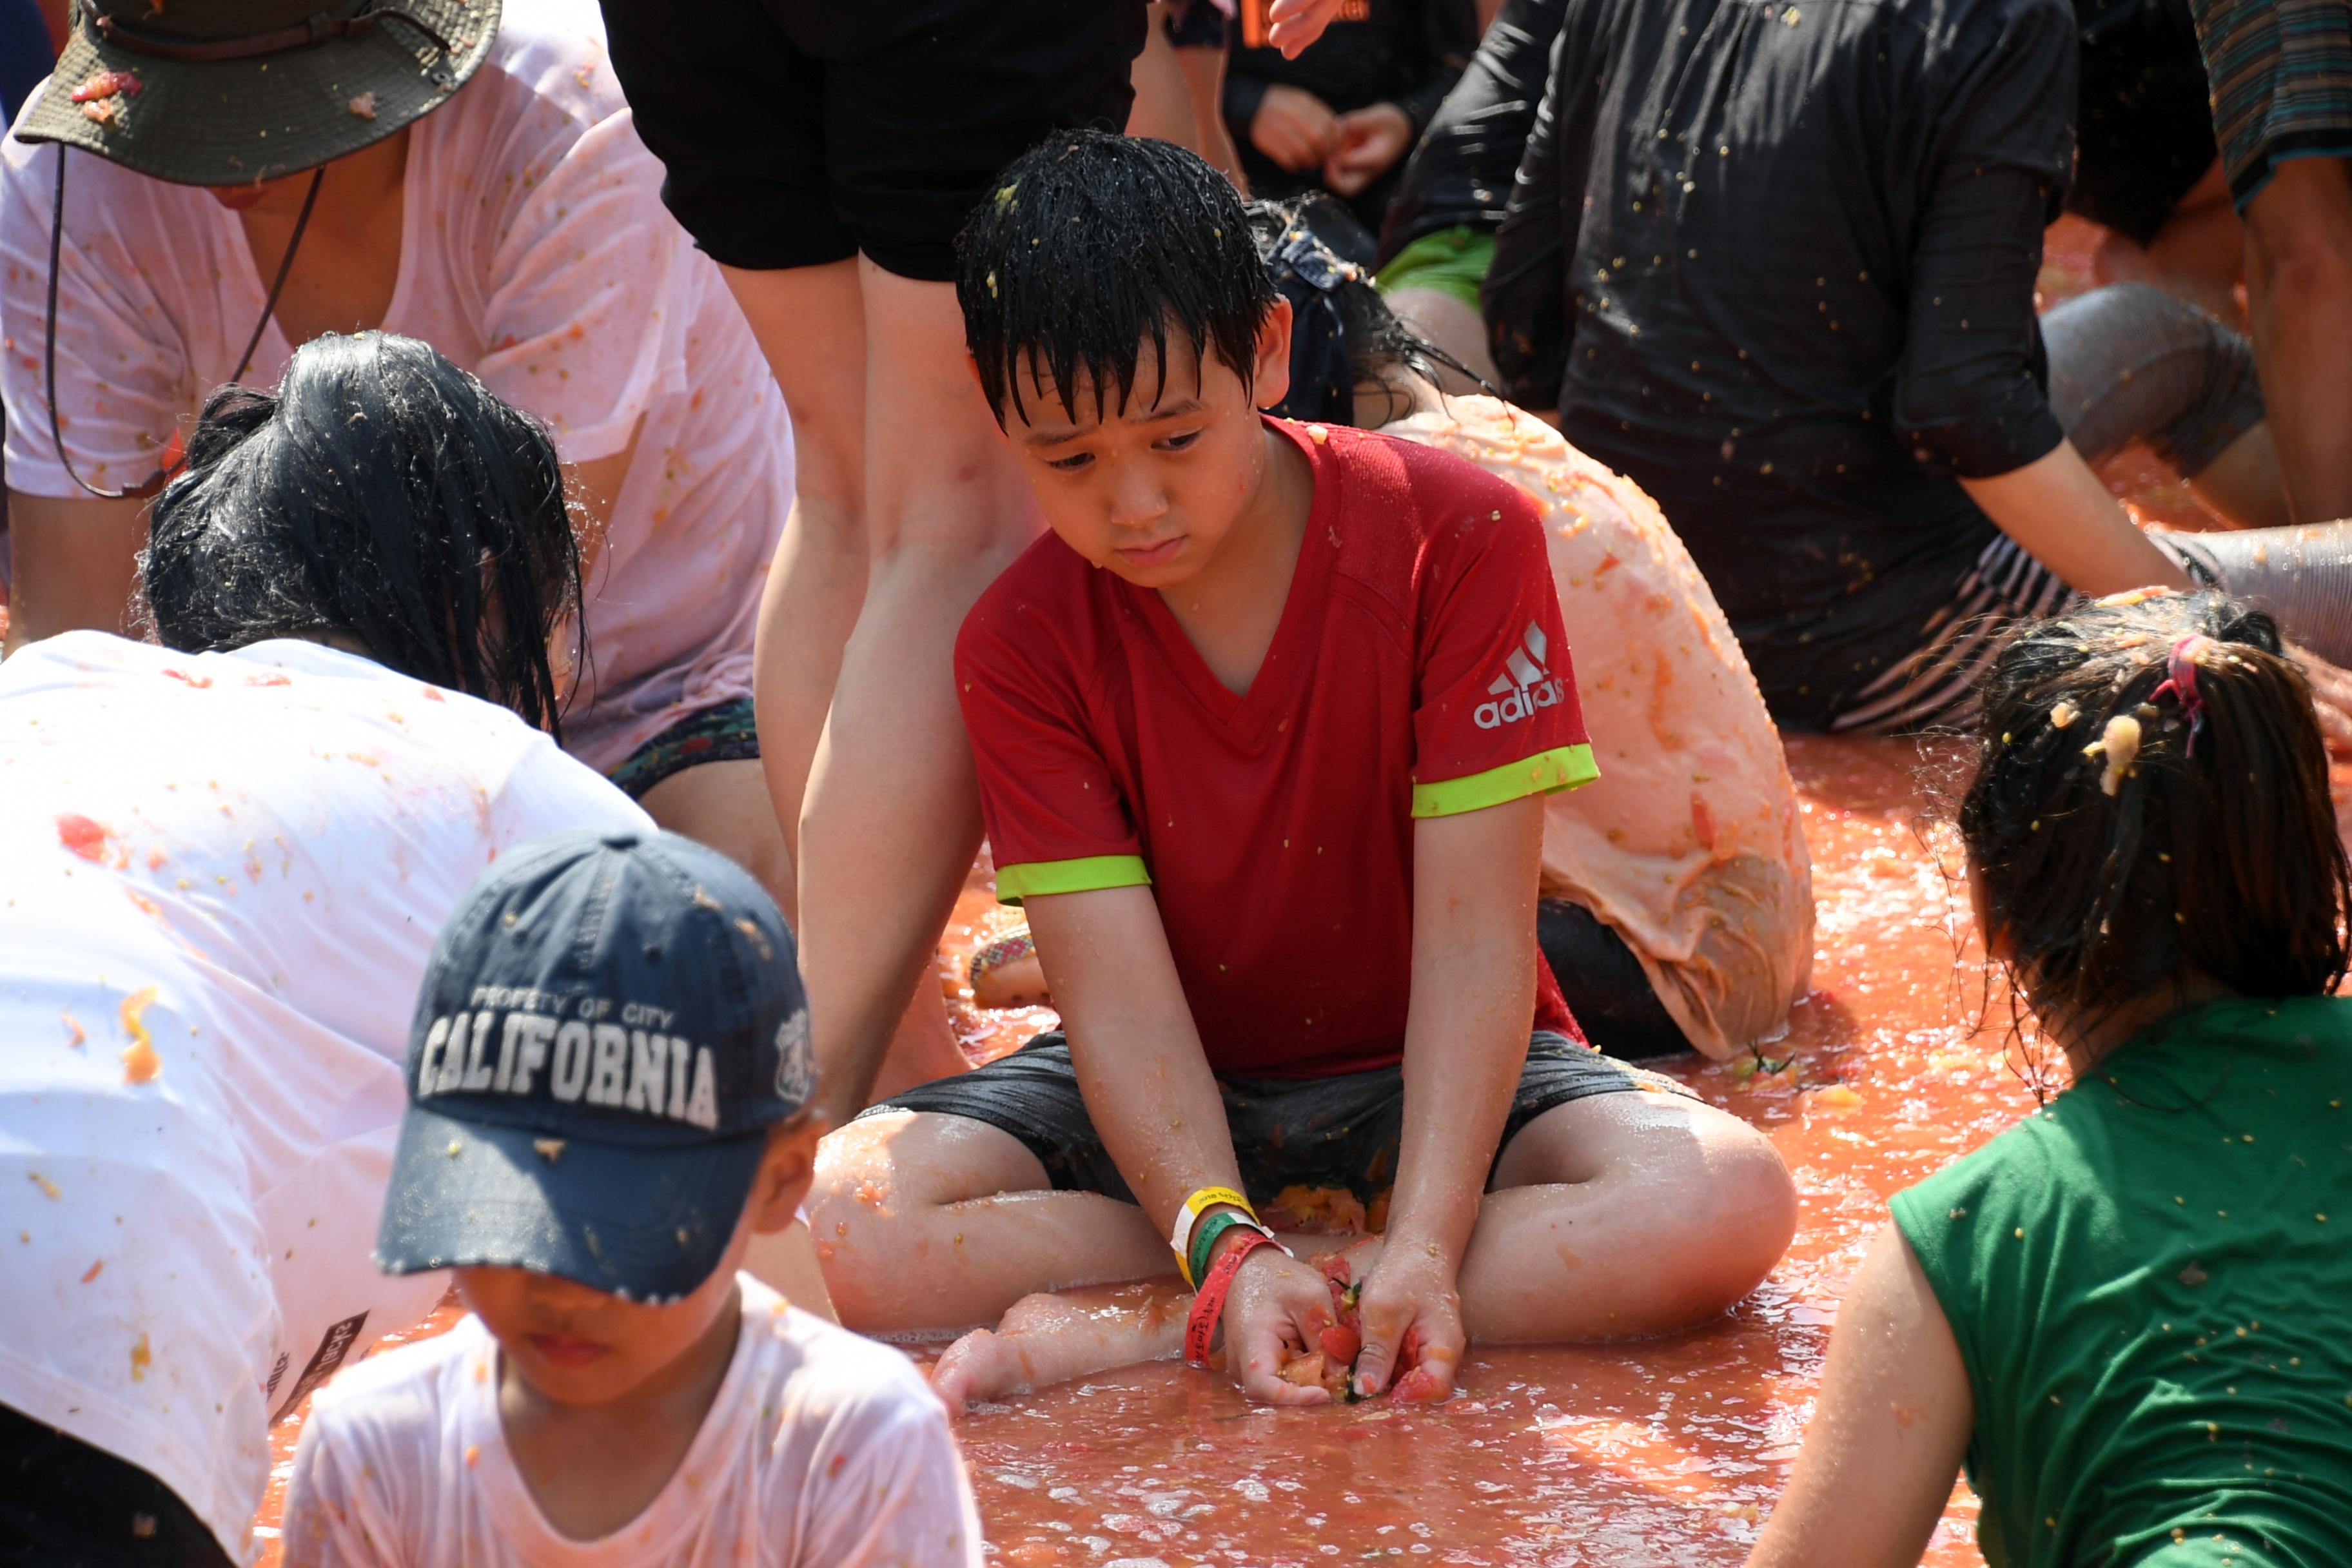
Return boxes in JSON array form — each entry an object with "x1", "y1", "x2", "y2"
[
  {"x1": 996, "y1": 302, "x2": 1295, "y2": 591},
  {"x1": 454, "y1": 1119, "x2": 819, "y2": 1407}
]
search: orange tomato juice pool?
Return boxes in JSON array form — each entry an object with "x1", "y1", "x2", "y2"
[
  {"x1": 252, "y1": 736, "x2": 2014, "y2": 1565},
  {"x1": 247, "y1": 220, "x2": 2269, "y2": 1564}
]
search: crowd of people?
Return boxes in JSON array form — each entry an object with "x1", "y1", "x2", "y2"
[{"x1": 1, "y1": 0, "x2": 2347, "y2": 1563}]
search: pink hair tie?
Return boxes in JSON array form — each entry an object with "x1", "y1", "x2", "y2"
[{"x1": 2150, "y1": 632, "x2": 2212, "y2": 756}]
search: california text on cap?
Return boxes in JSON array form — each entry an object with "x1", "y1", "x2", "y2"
[{"x1": 373, "y1": 828, "x2": 816, "y2": 1304}]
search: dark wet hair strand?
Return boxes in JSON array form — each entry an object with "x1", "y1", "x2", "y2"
[{"x1": 140, "y1": 331, "x2": 586, "y2": 737}]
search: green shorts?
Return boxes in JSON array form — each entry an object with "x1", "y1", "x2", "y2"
[{"x1": 1375, "y1": 226, "x2": 1497, "y2": 312}]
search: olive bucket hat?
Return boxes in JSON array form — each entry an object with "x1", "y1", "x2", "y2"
[
  {"x1": 15, "y1": 0, "x2": 500, "y2": 188},
  {"x1": 18, "y1": 0, "x2": 500, "y2": 499}
]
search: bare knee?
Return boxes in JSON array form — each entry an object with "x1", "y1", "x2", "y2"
[
  {"x1": 1680, "y1": 1118, "x2": 1798, "y2": 1308},
  {"x1": 807, "y1": 1110, "x2": 1046, "y2": 1326},
  {"x1": 808, "y1": 1115, "x2": 930, "y2": 1320},
  {"x1": 1629, "y1": 1109, "x2": 1799, "y2": 1324}
]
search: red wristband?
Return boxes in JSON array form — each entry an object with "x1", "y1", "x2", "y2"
[{"x1": 1184, "y1": 1229, "x2": 1280, "y2": 1366}]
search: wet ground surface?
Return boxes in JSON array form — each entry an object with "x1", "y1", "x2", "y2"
[
  {"x1": 254, "y1": 734, "x2": 2033, "y2": 1566},
  {"x1": 246, "y1": 215, "x2": 2249, "y2": 1565},
  {"x1": 925, "y1": 735, "x2": 2019, "y2": 1568}
]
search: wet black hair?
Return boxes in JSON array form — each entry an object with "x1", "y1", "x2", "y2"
[
  {"x1": 1244, "y1": 197, "x2": 1484, "y2": 427},
  {"x1": 141, "y1": 331, "x2": 585, "y2": 738},
  {"x1": 956, "y1": 130, "x2": 1277, "y2": 427},
  {"x1": 1960, "y1": 591, "x2": 2349, "y2": 1036}
]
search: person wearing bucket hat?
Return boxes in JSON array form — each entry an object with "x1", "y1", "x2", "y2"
[
  {"x1": 0, "y1": 0, "x2": 900, "y2": 1091},
  {"x1": 277, "y1": 829, "x2": 985, "y2": 1568}
]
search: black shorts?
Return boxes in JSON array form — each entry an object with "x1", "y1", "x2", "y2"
[
  {"x1": 0, "y1": 1405, "x2": 233, "y2": 1568},
  {"x1": 596, "y1": 0, "x2": 1148, "y2": 280},
  {"x1": 2072, "y1": 0, "x2": 2219, "y2": 244},
  {"x1": 864, "y1": 1030, "x2": 1690, "y2": 1206},
  {"x1": 1537, "y1": 899, "x2": 1692, "y2": 1059}
]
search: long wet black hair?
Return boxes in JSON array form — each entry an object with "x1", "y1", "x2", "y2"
[
  {"x1": 1244, "y1": 195, "x2": 1472, "y2": 429},
  {"x1": 1961, "y1": 591, "x2": 2349, "y2": 1038},
  {"x1": 141, "y1": 331, "x2": 585, "y2": 738}
]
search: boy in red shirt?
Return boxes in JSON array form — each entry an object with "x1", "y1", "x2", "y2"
[{"x1": 812, "y1": 133, "x2": 1797, "y2": 1406}]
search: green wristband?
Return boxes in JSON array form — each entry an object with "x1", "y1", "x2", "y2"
[{"x1": 1188, "y1": 1210, "x2": 1258, "y2": 1293}]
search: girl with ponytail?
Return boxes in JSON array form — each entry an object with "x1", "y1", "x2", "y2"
[{"x1": 1749, "y1": 589, "x2": 2352, "y2": 1568}]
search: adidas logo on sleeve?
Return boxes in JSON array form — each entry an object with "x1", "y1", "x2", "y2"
[{"x1": 1475, "y1": 622, "x2": 1570, "y2": 730}]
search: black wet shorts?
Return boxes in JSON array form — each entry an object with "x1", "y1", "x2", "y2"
[
  {"x1": 596, "y1": 0, "x2": 1148, "y2": 280},
  {"x1": 2072, "y1": 0, "x2": 2219, "y2": 244},
  {"x1": 0, "y1": 1404, "x2": 233, "y2": 1568},
  {"x1": 1537, "y1": 899, "x2": 1692, "y2": 1060},
  {"x1": 863, "y1": 1030, "x2": 1692, "y2": 1206}
]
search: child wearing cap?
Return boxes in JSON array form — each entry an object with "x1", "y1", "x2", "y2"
[
  {"x1": 815, "y1": 133, "x2": 1798, "y2": 1409},
  {"x1": 279, "y1": 828, "x2": 982, "y2": 1567}
]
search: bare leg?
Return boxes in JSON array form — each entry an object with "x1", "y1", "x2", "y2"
[
  {"x1": 720, "y1": 259, "x2": 973, "y2": 1101},
  {"x1": 741, "y1": 1220, "x2": 840, "y2": 1324},
  {"x1": 2186, "y1": 424, "x2": 2290, "y2": 531},
  {"x1": 1466, "y1": 1089, "x2": 1795, "y2": 1340},
  {"x1": 640, "y1": 755, "x2": 970, "y2": 1101},
  {"x1": 720, "y1": 259, "x2": 868, "y2": 881},
  {"x1": 931, "y1": 1282, "x2": 1189, "y2": 1409},
  {"x1": 2088, "y1": 159, "x2": 2246, "y2": 324},
  {"x1": 832, "y1": 1090, "x2": 1793, "y2": 1368},
  {"x1": 810, "y1": 1109, "x2": 1170, "y2": 1334},
  {"x1": 2242, "y1": 157, "x2": 2352, "y2": 523},
  {"x1": 1173, "y1": 35, "x2": 1247, "y2": 191},
  {"x1": 921, "y1": 1093, "x2": 1795, "y2": 1407},
  {"x1": 1128, "y1": 5, "x2": 1201, "y2": 148},
  {"x1": 638, "y1": 758, "x2": 796, "y2": 914},
  {"x1": 794, "y1": 263, "x2": 1044, "y2": 1121}
]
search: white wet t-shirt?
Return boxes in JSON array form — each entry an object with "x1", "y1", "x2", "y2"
[
  {"x1": 0, "y1": 632, "x2": 651, "y2": 1561},
  {"x1": 280, "y1": 1277, "x2": 985, "y2": 1568},
  {"x1": 0, "y1": 0, "x2": 792, "y2": 773}
]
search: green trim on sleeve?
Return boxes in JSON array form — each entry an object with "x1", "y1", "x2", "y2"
[
  {"x1": 1411, "y1": 743, "x2": 1599, "y2": 819},
  {"x1": 993, "y1": 854, "x2": 1153, "y2": 906}
]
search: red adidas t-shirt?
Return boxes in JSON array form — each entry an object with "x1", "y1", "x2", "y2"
[{"x1": 955, "y1": 420, "x2": 1596, "y2": 1079}]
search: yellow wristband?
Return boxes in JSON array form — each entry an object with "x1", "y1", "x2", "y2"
[{"x1": 1170, "y1": 1185, "x2": 1256, "y2": 1287}]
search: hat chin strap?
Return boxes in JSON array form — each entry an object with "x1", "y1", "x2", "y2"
[
  {"x1": 78, "y1": 0, "x2": 457, "y2": 65},
  {"x1": 44, "y1": 148, "x2": 323, "y2": 501}
]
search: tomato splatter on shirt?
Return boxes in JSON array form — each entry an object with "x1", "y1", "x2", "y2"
[
  {"x1": 119, "y1": 986, "x2": 161, "y2": 1084},
  {"x1": 55, "y1": 813, "x2": 109, "y2": 862}
]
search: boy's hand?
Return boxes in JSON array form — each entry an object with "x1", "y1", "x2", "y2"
[
  {"x1": 1323, "y1": 104, "x2": 1414, "y2": 197},
  {"x1": 1351, "y1": 1240, "x2": 1465, "y2": 1400},
  {"x1": 1222, "y1": 1245, "x2": 1344, "y2": 1404},
  {"x1": 1250, "y1": 84, "x2": 1340, "y2": 172},
  {"x1": 1268, "y1": 0, "x2": 1346, "y2": 55}
]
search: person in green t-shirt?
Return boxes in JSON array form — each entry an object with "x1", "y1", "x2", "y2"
[{"x1": 1749, "y1": 589, "x2": 2352, "y2": 1568}]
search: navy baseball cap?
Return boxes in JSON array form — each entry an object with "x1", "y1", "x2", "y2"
[{"x1": 375, "y1": 828, "x2": 817, "y2": 1303}]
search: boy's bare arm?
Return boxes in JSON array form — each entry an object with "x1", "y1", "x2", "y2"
[
  {"x1": 1024, "y1": 883, "x2": 1344, "y2": 1404},
  {"x1": 1352, "y1": 792, "x2": 1547, "y2": 1399}
]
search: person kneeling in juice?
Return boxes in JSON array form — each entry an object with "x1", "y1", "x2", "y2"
[
  {"x1": 812, "y1": 131, "x2": 1798, "y2": 1407},
  {"x1": 1750, "y1": 589, "x2": 2352, "y2": 1567}
]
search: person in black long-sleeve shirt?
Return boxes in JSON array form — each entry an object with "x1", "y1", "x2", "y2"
[
  {"x1": 1485, "y1": 0, "x2": 2197, "y2": 729},
  {"x1": 1225, "y1": 0, "x2": 1480, "y2": 235}
]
